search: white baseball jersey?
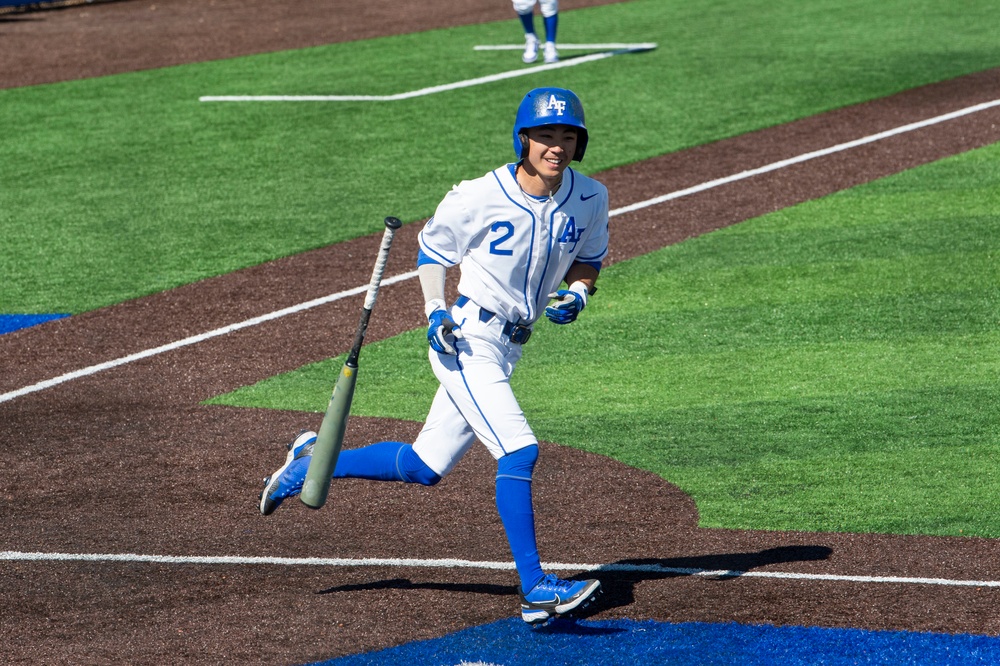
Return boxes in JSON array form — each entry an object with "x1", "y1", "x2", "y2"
[
  {"x1": 411, "y1": 163, "x2": 609, "y2": 474},
  {"x1": 418, "y1": 163, "x2": 609, "y2": 325}
]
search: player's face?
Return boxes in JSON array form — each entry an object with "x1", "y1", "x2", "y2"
[{"x1": 524, "y1": 125, "x2": 578, "y2": 179}]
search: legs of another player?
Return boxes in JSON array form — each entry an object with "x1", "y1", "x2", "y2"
[
  {"x1": 518, "y1": 9, "x2": 536, "y2": 37},
  {"x1": 539, "y1": 0, "x2": 558, "y2": 63},
  {"x1": 542, "y1": 12, "x2": 558, "y2": 63},
  {"x1": 520, "y1": 18, "x2": 539, "y2": 63},
  {"x1": 514, "y1": 0, "x2": 538, "y2": 63},
  {"x1": 514, "y1": 0, "x2": 557, "y2": 63},
  {"x1": 542, "y1": 12, "x2": 557, "y2": 43}
]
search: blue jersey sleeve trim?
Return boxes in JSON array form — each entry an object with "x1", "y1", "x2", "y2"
[
  {"x1": 417, "y1": 248, "x2": 444, "y2": 267},
  {"x1": 575, "y1": 259, "x2": 603, "y2": 272}
]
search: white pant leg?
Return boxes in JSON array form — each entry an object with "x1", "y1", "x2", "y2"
[
  {"x1": 512, "y1": 0, "x2": 536, "y2": 14},
  {"x1": 513, "y1": 0, "x2": 555, "y2": 15},
  {"x1": 411, "y1": 384, "x2": 477, "y2": 477},
  {"x1": 412, "y1": 299, "x2": 537, "y2": 476}
]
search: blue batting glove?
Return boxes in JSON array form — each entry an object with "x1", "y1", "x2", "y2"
[
  {"x1": 427, "y1": 307, "x2": 464, "y2": 355},
  {"x1": 545, "y1": 286, "x2": 587, "y2": 325}
]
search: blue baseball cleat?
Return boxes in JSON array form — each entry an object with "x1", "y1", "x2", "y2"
[
  {"x1": 258, "y1": 430, "x2": 316, "y2": 515},
  {"x1": 519, "y1": 574, "x2": 601, "y2": 625}
]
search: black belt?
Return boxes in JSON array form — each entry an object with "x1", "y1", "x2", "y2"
[{"x1": 455, "y1": 295, "x2": 532, "y2": 344}]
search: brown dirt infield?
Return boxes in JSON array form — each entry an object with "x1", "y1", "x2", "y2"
[{"x1": 2, "y1": 2, "x2": 1000, "y2": 664}]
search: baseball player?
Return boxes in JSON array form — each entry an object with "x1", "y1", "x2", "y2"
[
  {"x1": 515, "y1": 0, "x2": 559, "y2": 64},
  {"x1": 260, "y1": 87, "x2": 608, "y2": 625}
]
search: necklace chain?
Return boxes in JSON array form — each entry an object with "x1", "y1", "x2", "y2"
[{"x1": 516, "y1": 166, "x2": 561, "y2": 214}]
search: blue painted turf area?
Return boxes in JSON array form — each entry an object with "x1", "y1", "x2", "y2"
[
  {"x1": 0, "y1": 314, "x2": 69, "y2": 334},
  {"x1": 311, "y1": 618, "x2": 1000, "y2": 665}
]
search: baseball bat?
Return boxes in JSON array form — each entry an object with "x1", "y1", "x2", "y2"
[{"x1": 299, "y1": 216, "x2": 403, "y2": 509}]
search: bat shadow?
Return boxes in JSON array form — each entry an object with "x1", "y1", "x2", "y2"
[
  {"x1": 316, "y1": 578, "x2": 516, "y2": 596},
  {"x1": 315, "y1": 577, "x2": 628, "y2": 636}
]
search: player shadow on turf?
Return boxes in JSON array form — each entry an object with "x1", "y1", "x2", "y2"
[
  {"x1": 575, "y1": 544, "x2": 834, "y2": 620},
  {"x1": 315, "y1": 579, "x2": 626, "y2": 634},
  {"x1": 312, "y1": 546, "x2": 831, "y2": 627}
]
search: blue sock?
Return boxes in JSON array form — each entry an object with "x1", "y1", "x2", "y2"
[
  {"x1": 495, "y1": 445, "x2": 544, "y2": 594},
  {"x1": 333, "y1": 441, "x2": 440, "y2": 486},
  {"x1": 543, "y1": 14, "x2": 557, "y2": 42},
  {"x1": 518, "y1": 12, "x2": 536, "y2": 36}
]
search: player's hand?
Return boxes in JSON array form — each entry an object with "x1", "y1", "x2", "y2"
[
  {"x1": 545, "y1": 284, "x2": 588, "y2": 325},
  {"x1": 427, "y1": 307, "x2": 464, "y2": 355}
]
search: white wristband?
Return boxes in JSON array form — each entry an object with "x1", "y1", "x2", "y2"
[
  {"x1": 568, "y1": 281, "x2": 589, "y2": 308},
  {"x1": 424, "y1": 298, "x2": 447, "y2": 319}
]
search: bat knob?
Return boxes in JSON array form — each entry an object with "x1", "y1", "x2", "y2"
[{"x1": 384, "y1": 216, "x2": 403, "y2": 230}]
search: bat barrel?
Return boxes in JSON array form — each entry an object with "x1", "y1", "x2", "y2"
[{"x1": 299, "y1": 215, "x2": 401, "y2": 510}]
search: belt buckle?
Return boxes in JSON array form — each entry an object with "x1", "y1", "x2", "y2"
[{"x1": 509, "y1": 324, "x2": 532, "y2": 345}]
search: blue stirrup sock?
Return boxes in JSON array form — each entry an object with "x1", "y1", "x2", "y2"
[
  {"x1": 332, "y1": 441, "x2": 441, "y2": 486},
  {"x1": 543, "y1": 14, "x2": 558, "y2": 42},
  {"x1": 495, "y1": 445, "x2": 544, "y2": 594},
  {"x1": 518, "y1": 11, "x2": 535, "y2": 35}
]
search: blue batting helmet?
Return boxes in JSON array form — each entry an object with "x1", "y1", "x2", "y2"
[{"x1": 512, "y1": 87, "x2": 589, "y2": 162}]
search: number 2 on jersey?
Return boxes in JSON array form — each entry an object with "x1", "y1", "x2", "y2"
[{"x1": 489, "y1": 221, "x2": 515, "y2": 256}]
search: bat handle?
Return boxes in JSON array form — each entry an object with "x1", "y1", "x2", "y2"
[{"x1": 362, "y1": 218, "x2": 401, "y2": 311}]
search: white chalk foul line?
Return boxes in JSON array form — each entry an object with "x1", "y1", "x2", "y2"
[
  {"x1": 3, "y1": 550, "x2": 999, "y2": 589},
  {"x1": 4, "y1": 96, "x2": 999, "y2": 404},
  {"x1": 0, "y1": 270, "x2": 417, "y2": 405},
  {"x1": 473, "y1": 42, "x2": 659, "y2": 51},
  {"x1": 610, "y1": 97, "x2": 1000, "y2": 217},
  {"x1": 199, "y1": 46, "x2": 655, "y2": 103}
]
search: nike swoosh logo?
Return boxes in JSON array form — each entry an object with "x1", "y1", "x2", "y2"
[
  {"x1": 527, "y1": 596, "x2": 560, "y2": 605},
  {"x1": 580, "y1": 192, "x2": 599, "y2": 201}
]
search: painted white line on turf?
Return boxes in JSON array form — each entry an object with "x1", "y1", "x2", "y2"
[
  {"x1": 610, "y1": 97, "x2": 1000, "y2": 217},
  {"x1": 199, "y1": 46, "x2": 655, "y2": 103},
  {"x1": 592, "y1": 562, "x2": 1000, "y2": 588},
  {"x1": 473, "y1": 42, "x2": 658, "y2": 51},
  {"x1": 0, "y1": 270, "x2": 417, "y2": 405},
  {"x1": 4, "y1": 97, "x2": 999, "y2": 404},
  {"x1": 3, "y1": 550, "x2": 1000, "y2": 589}
]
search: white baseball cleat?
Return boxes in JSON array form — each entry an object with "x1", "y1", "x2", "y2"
[
  {"x1": 543, "y1": 41, "x2": 559, "y2": 64},
  {"x1": 522, "y1": 34, "x2": 539, "y2": 63}
]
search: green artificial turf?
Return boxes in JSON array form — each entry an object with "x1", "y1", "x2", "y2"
[
  {"x1": 2, "y1": 0, "x2": 1000, "y2": 312},
  {"x1": 210, "y1": 141, "x2": 1000, "y2": 537},
  {"x1": 7, "y1": 0, "x2": 1000, "y2": 537}
]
